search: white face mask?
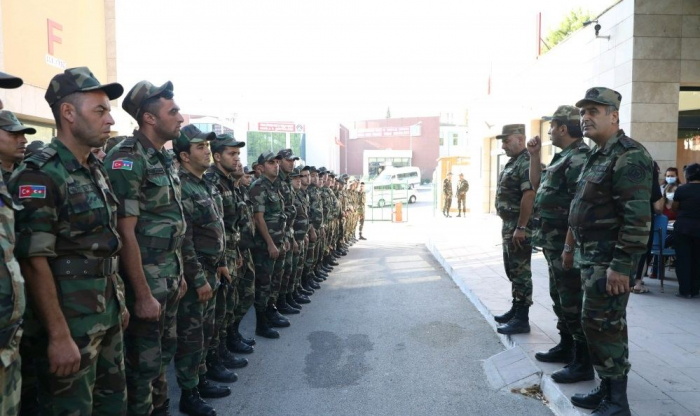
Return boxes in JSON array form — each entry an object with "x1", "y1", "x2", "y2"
[
  {"x1": 666, "y1": 192, "x2": 675, "y2": 201},
  {"x1": 666, "y1": 177, "x2": 677, "y2": 184}
]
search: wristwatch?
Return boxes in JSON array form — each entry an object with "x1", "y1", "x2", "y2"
[
  {"x1": 516, "y1": 226, "x2": 527, "y2": 231},
  {"x1": 563, "y1": 243, "x2": 573, "y2": 253}
]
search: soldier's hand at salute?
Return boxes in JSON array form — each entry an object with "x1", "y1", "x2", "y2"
[
  {"x1": 606, "y1": 268, "x2": 630, "y2": 295},
  {"x1": 196, "y1": 282, "x2": 213, "y2": 303},
  {"x1": 512, "y1": 228, "x2": 527, "y2": 250},
  {"x1": 218, "y1": 266, "x2": 232, "y2": 283},
  {"x1": 527, "y1": 136, "x2": 541, "y2": 155},
  {"x1": 268, "y1": 243, "x2": 280, "y2": 259},
  {"x1": 135, "y1": 294, "x2": 161, "y2": 321},
  {"x1": 561, "y1": 251, "x2": 574, "y2": 270},
  {"x1": 48, "y1": 335, "x2": 81, "y2": 377}
]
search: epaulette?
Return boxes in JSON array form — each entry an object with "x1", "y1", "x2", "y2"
[
  {"x1": 25, "y1": 147, "x2": 57, "y2": 169},
  {"x1": 117, "y1": 136, "x2": 138, "y2": 153},
  {"x1": 618, "y1": 136, "x2": 639, "y2": 150}
]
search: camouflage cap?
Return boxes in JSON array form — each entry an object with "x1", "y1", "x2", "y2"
[
  {"x1": 318, "y1": 167, "x2": 328, "y2": 175},
  {"x1": 0, "y1": 71, "x2": 22, "y2": 89},
  {"x1": 257, "y1": 150, "x2": 282, "y2": 165},
  {"x1": 211, "y1": 133, "x2": 245, "y2": 153},
  {"x1": 122, "y1": 80, "x2": 174, "y2": 120},
  {"x1": 0, "y1": 111, "x2": 36, "y2": 134},
  {"x1": 575, "y1": 87, "x2": 622, "y2": 109},
  {"x1": 542, "y1": 105, "x2": 580, "y2": 124},
  {"x1": 447, "y1": 172, "x2": 453, "y2": 176},
  {"x1": 289, "y1": 167, "x2": 302, "y2": 178},
  {"x1": 173, "y1": 124, "x2": 215, "y2": 153},
  {"x1": 45, "y1": 67, "x2": 123, "y2": 106},
  {"x1": 302, "y1": 165, "x2": 313, "y2": 172},
  {"x1": 25, "y1": 140, "x2": 46, "y2": 158},
  {"x1": 277, "y1": 148, "x2": 300, "y2": 161},
  {"x1": 243, "y1": 166, "x2": 252, "y2": 174},
  {"x1": 496, "y1": 124, "x2": 526, "y2": 140}
]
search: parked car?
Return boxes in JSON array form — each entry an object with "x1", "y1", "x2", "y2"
[
  {"x1": 375, "y1": 167, "x2": 421, "y2": 188},
  {"x1": 366, "y1": 182, "x2": 417, "y2": 208}
]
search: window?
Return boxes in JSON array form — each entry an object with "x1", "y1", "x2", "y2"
[
  {"x1": 452, "y1": 133, "x2": 459, "y2": 146},
  {"x1": 440, "y1": 134, "x2": 444, "y2": 146}
]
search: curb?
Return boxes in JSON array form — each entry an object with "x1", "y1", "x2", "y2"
[{"x1": 426, "y1": 239, "x2": 586, "y2": 416}]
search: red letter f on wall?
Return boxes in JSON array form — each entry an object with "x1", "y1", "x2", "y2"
[{"x1": 47, "y1": 19, "x2": 63, "y2": 55}]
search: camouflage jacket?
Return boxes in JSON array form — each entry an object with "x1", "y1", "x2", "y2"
[
  {"x1": 249, "y1": 175, "x2": 287, "y2": 248},
  {"x1": 443, "y1": 178, "x2": 452, "y2": 195},
  {"x1": 495, "y1": 149, "x2": 533, "y2": 219},
  {"x1": 533, "y1": 140, "x2": 589, "y2": 250},
  {"x1": 105, "y1": 130, "x2": 186, "y2": 278},
  {"x1": 569, "y1": 130, "x2": 653, "y2": 275},
  {"x1": 277, "y1": 170, "x2": 297, "y2": 236},
  {"x1": 307, "y1": 185, "x2": 324, "y2": 230},
  {"x1": 292, "y1": 187, "x2": 311, "y2": 241},
  {"x1": 456, "y1": 179, "x2": 469, "y2": 196},
  {"x1": 11, "y1": 139, "x2": 124, "y2": 333},
  {"x1": 179, "y1": 167, "x2": 226, "y2": 288},
  {"x1": 235, "y1": 184, "x2": 256, "y2": 250},
  {"x1": 205, "y1": 166, "x2": 240, "y2": 258},
  {"x1": 320, "y1": 187, "x2": 333, "y2": 224},
  {"x1": 0, "y1": 175, "x2": 24, "y2": 366}
]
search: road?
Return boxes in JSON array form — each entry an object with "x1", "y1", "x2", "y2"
[{"x1": 166, "y1": 187, "x2": 553, "y2": 415}]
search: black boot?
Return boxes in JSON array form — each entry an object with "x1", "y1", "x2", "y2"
[
  {"x1": 179, "y1": 388, "x2": 216, "y2": 416},
  {"x1": 552, "y1": 341, "x2": 595, "y2": 383},
  {"x1": 197, "y1": 378, "x2": 231, "y2": 398},
  {"x1": 255, "y1": 309, "x2": 280, "y2": 339},
  {"x1": 313, "y1": 273, "x2": 325, "y2": 283},
  {"x1": 497, "y1": 305, "x2": 530, "y2": 335},
  {"x1": 535, "y1": 332, "x2": 574, "y2": 363},
  {"x1": 321, "y1": 264, "x2": 333, "y2": 273},
  {"x1": 301, "y1": 279, "x2": 315, "y2": 295},
  {"x1": 494, "y1": 301, "x2": 517, "y2": 324},
  {"x1": 219, "y1": 343, "x2": 248, "y2": 369},
  {"x1": 359, "y1": 235, "x2": 366, "y2": 240},
  {"x1": 151, "y1": 399, "x2": 172, "y2": 416},
  {"x1": 327, "y1": 257, "x2": 339, "y2": 266},
  {"x1": 267, "y1": 303, "x2": 291, "y2": 327},
  {"x1": 227, "y1": 325, "x2": 254, "y2": 354},
  {"x1": 233, "y1": 319, "x2": 255, "y2": 346},
  {"x1": 206, "y1": 349, "x2": 238, "y2": 383},
  {"x1": 316, "y1": 269, "x2": 329, "y2": 279},
  {"x1": 276, "y1": 297, "x2": 300, "y2": 315},
  {"x1": 308, "y1": 279, "x2": 321, "y2": 290},
  {"x1": 592, "y1": 377, "x2": 630, "y2": 416},
  {"x1": 571, "y1": 379, "x2": 608, "y2": 410},
  {"x1": 294, "y1": 289, "x2": 311, "y2": 304},
  {"x1": 286, "y1": 293, "x2": 302, "y2": 310}
]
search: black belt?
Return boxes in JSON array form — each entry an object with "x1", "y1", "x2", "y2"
[
  {"x1": 51, "y1": 256, "x2": 119, "y2": 277},
  {"x1": 0, "y1": 319, "x2": 22, "y2": 349},
  {"x1": 576, "y1": 228, "x2": 619, "y2": 242},
  {"x1": 137, "y1": 234, "x2": 186, "y2": 251}
]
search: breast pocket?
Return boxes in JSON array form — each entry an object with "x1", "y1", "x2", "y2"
[
  {"x1": 67, "y1": 186, "x2": 106, "y2": 232},
  {"x1": 143, "y1": 174, "x2": 172, "y2": 208},
  {"x1": 195, "y1": 197, "x2": 218, "y2": 224},
  {"x1": 581, "y1": 163, "x2": 611, "y2": 204}
]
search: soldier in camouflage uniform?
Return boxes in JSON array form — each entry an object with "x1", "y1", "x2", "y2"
[
  {"x1": 227, "y1": 164, "x2": 257, "y2": 354},
  {"x1": 275, "y1": 149, "x2": 299, "y2": 315},
  {"x1": 494, "y1": 124, "x2": 535, "y2": 335},
  {"x1": 527, "y1": 106, "x2": 592, "y2": 384},
  {"x1": 358, "y1": 182, "x2": 366, "y2": 239},
  {"x1": 568, "y1": 88, "x2": 652, "y2": 416},
  {"x1": 0, "y1": 71, "x2": 26, "y2": 416},
  {"x1": 442, "y1": 172, "x2": 453, "y2": 217},
  {"x1": 105, "y1": 80, "x2": 186, "y2": 416},
  {"x1": 303, "y1": 167, "x2": 324, "y2": 292},
  {"x1": 204, "y1": 133, "x2": 250, "y2": 369},
  {"x1": 455, "y1": 173, "x2": 469, "y2": 217},
  {"x1": 0, "y1": 111, "x2": 35, "y2": 182},
  {"x1": 11, "y1": 67, "x2": 127, "y2": 415},
  {"x1": 290, "y1": 167, "x2": 312, "y2": 307},
  {"x1": 172, "y1": 126, "x2": 232, "y2": 416},
  {"x1": 249, "y1": 151, "x2": 288, "y2": 338}
]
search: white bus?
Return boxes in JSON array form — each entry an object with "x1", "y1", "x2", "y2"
[{"x1": 375, "y1": 167, "x2": 421, "y2": 188}]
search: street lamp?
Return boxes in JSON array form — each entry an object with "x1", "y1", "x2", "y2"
[{"x1": 409, "y1": 121, "x2": 422, "y2": 166}]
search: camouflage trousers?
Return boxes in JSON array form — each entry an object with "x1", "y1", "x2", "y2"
[
  {"x1": 501, "y1": 219, "x2": 533, "y2": 306},
  {"x1": 358, "y1": 213, "x2": 365, "y2": 236},
  {"x1": 270, "y1": 244, "x2": 288, "y2": 303},
  {"x1": 443, "y1": 194, "x2": 452, "y2": 213},
  {"x1": 212, "y1": 254, "x2": 239, "y2": 354},
  {"x1": 174, "y1": 267, "x2": 218, "y2": 389},
  {"x1": 233, "y1": 249, "x2": 255, "y2": 324},
  {"x1": 252, "y1": 247, "x2": 280, "y2": 311},
  {"x1": 456, "y1": 194, "x2": 466, "y2": 213},
  {"x1": 124, "y1": 275, "x2": 180, "y2": 415},
  {"x1": 198, "y1": 271, "x2": 219, "y2": 377},
  {"x1": 36, "y1": 317, "x2": 126, "y2": 415},
  {"x1": 581, "y1": 264, "x2": 631, "y2": 380},
  {"x1": 0, "y1": 351, "x2": 20, "y2": 416},
  {"x1": 543, "y1": 248, "x2": 585, "y2": 342},
  {"x1": 278, "y1": 240, "x2": 294, "y2": 297},
  {"x1": 289, "y1": 239, "x2": 307, "y2": 293}
]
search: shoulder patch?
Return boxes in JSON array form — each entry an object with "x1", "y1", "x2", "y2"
[
  {"x1": 25, "y1": 147, "x2": 57, "y2": 169},
  {"x1": 19, "y1": 185, "x2": 46, "y2": 199},
  {"x1": 111, "y1": 159, "x2": 134, "y2": 170},
  {"x1": 619, "y1": 136, "x2": 639, "y2": 150},
  {"x1": 626, "y1": 164, "x2": 645, "y2": 183}
]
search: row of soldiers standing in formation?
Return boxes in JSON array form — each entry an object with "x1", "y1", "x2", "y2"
[
  {"x1": 0, "y1": 66, "x2": 367, "y2": 416},
  {"x1": 493, "y1": 87, "x2": 653, "y2": 416}
]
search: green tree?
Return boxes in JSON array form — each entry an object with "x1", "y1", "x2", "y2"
[
  {"x1": 542, "y1": 9, "x2": 592, "y2": 54},
  {"x1": 246, "y1": 132, "x2": 286, "y2": 163}
]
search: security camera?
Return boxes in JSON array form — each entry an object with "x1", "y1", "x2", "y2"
[{"x1": 594, "y1": 23, "x2": 601, "y2": 36}]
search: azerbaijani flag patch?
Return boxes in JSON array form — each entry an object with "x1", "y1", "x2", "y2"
[
  {"x1": 19, "y1": 185, "x2": 46, "y2": 199},
  {"x1": 112, "y1": 159, "x2": 133, "y2": 170}
]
